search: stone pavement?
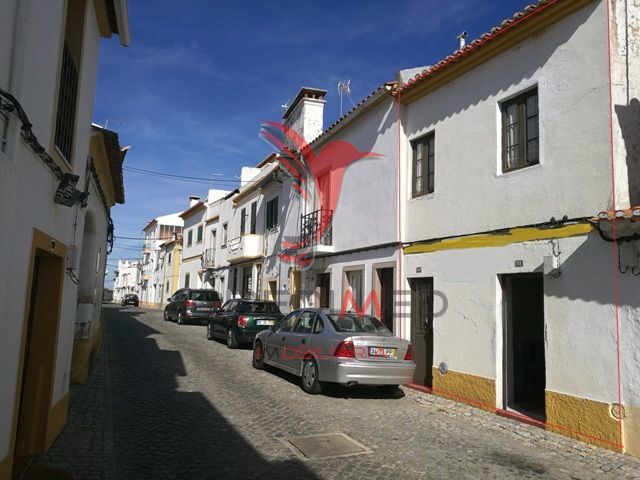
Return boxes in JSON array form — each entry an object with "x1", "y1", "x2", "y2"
[{"x1": 33, "y1": 305, "x2": 640, "y2": 479}]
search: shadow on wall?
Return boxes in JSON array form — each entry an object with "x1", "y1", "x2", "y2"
[
  {"x1": 546, "y1": 233, "x2": 640, "y2": 308},
  {"x1": 51, "y1": 308, "x2": 321, "y2": 479},
  {"x1": 615, "y1": 98, "x2": 640, "y2": 206}
]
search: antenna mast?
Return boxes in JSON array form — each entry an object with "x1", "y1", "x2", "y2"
[{"x1": 337, "y1": 80, "x2": 355, "y2": 116}]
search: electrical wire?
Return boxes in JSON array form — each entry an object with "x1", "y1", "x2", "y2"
[{"x1": 123, "y1": 166, "x2": 263, "y2": 185}]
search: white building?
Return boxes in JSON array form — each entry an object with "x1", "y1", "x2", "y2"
[
  {"x1": 113, "y1": 259, "x2": 141, "y2": 302},
  {"x1": 140, "y1": 213, "x2": 183, "y2": 307},
  {"x1": 394, "y1": 0, "x2": 639, "y2": 456},
  {"x1": 0, "y1": 0, "x2": 130, "y2": 477}
]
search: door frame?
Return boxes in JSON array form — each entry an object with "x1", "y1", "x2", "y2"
[
  {"x1": 500, "y1": 272, "x2": 546, "y2": 416},
  {"x1": 372, "y1": 261, "x2": 396, "y2": 332},
  {"x1": 9, "y1": 229, "x2": 67, "y2": 473}
]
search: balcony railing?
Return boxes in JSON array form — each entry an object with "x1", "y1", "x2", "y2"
[
  {"x1": 299, "y1": 208, "x2": 333, "y2": 248},
  {"x1": 227, "y1": 234, "x2": 263, "y2": 263},
  {"x1": 202, "y1": 248, "x2": 216, "y2": 268}
]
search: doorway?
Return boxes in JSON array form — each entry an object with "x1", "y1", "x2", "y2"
[
  {"x1": 502, "y1": 274, "x2": 546, "y2": 418},
  {"x1": 13, "y1": 236, "x2": 65, "y2": 475},
  {"x1": 409, "y1": 277, "x2": 434, "y2": 387},
  {"x1": 316, "y1": 273, "x2": 330, "y2": 308},
  {"x1": 376, "y1": 268, "x2": 394, "y2": 332}
]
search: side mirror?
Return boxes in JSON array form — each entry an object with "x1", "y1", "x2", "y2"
[{"x1": 167, "y1": 298, "x2": 171, "y2": 302}]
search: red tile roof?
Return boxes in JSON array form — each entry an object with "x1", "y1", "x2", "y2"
[{"x1": 395, "y1": 0, "x2": 563, "y2": 96}]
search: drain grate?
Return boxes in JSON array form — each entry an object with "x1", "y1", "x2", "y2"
[{"x1": 282, "y1": 433, "x2": 372, "y2": 459}]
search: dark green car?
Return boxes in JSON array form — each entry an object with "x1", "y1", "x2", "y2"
[{"x1": 207, "y1": 299, "x2": 282, "y2": 348}]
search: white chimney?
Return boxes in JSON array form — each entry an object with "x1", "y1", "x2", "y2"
[
  {"x1": 282, "y1": 87, "x2": 327, "y2": 145},
  {"x1": 189, "y1": 195, "x2": 200, "y2": 207},
  {"x1": 457, "y1": 31, "x2": 468, "y2": 50}
]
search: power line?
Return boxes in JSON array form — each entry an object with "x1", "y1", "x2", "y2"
[{"x1": 123, "y1": 166, "x2": 263, "y2": 185}]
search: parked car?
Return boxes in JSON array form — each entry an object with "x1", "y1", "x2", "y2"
[
  {"x1": 252, "y1": 309, "x2": 415, "y2": 394},
  {"x1": 164, "y1": 288, "x2": 222, "y2": 325},
  {"x1": 121, "y1": 293, "x2": 139, "y2": 307},
  {"x1": 208, "y1": 299, "x2": 282, "y2": 348}
]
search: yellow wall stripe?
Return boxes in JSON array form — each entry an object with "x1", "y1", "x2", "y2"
[{"x1": 404, "y1": 223, "x2": 593, "y2": 255}]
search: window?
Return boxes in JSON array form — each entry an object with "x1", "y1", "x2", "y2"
[
  {"x1": 222, "y1": 223, "x2": 228, "y2": 247},
  {"x1": 313, "y1": 317, "x2": 324, "y2": 334},
  {"x1": 250, "y1": 202, "x2": 257, "y2": 234},
  {"x1": 196, "y1": 225, "x2": 203, "y2": 243},
  {"x1": 166, "y1": 282, "x2": 169, "y2": 293},
  {"x1": 293, "y1": 311, "x2": 316, "y2": 334},
  {"x1": 167, "y1": 252, "x2": 172, "y2": 264},
  {"x1": 185, "y1": 273, "x2": 190, "y2": 288},
  {"x1": 346, "y1": 271, "x2": 364, "y2": 309},
  {"x1": 502, "y1": 89, "x2": 539, "y2": 172},
  {"x1": 54, "y1": 0, "x2": 86, "y2": 163},
  {"x1": 276, "y1": 311, "x2": 301, "y2": 332},
  {"x1": 187, "y1": 229, "x2": 193, "y2": 247},
  {"x1": 240, "y1": 207, "x2": 246, "y2": 236},
  {"x1": 411, "y1": 133, "x2": 435, "y2": 198},
  {"x1": 327, "y1": 314, "x2": 390, "y2": 333},
  {"x1": 266, "y1": 197, "x2": 278, "y2": 229}
]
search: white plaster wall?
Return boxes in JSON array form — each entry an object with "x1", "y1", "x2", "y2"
[
  {"x1": 313, "y1": 97, "x2": 399, "y2": 252},
  {"x1": 403, "y1": 2, "x2": 615, "y2": 243},
  {"x1": 402, "y1": 233, "x2": 640, "y2": 409},
  {"x1": 0, "y1": 0, "x2": 106, "y2": 461}
]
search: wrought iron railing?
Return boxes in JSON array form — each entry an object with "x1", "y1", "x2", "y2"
[
  {"x1": 299, "y1": 208, "x2": 333, "y2": 248},
  {"x1": 202, "y1": 248, "x2": 216, "y2": 268}
]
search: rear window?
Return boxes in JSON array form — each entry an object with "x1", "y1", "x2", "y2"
[
  {"x1": 327, "y1": 314, "x2": 390, "y2": 333},
  {"x1": 189, "y1": 290, "x2": 220, "y2": 301},
  {"x1": 237, "y1": 302, "x2": 281, "y2": 314}
]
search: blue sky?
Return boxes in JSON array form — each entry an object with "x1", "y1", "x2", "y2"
[{"x1": 99, "y1": 0, "x2": 532, "y2": 280}]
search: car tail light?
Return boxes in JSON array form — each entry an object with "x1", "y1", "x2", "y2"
[
  {"x1": 214, "y1": 301, "x2": 221, "y2": 309},
  {"x1": 185, "y1": 300, "x2": 196, "y2": 309},
  {"x1": 334, "y1": 340, "x2": 355, "y2": 358},
  {"x1": 404, "y1": 344, "x2": 413, "y2": 361},
  {"x1": 237, "y1": 315, "x2": 249, "y2": 328}
]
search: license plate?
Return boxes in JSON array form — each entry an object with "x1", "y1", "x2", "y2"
[
  {"x1": 199, "y1": 307, "x2": 212, "y2": 311},
  {"x1": 256, "y1": 320, "x2": 274, "y2": 326},
  {"x1": 369, "y1": 347, "x2": 397, "y2": 359}
]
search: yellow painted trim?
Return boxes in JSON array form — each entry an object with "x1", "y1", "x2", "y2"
[
  {"x1": 44, "y1": 392, "x2": 69, "y2": 451},
  {"x1": 401, "y1": 0, "x2": 596, "y2": 104},
  {"x1": 432, "y1": 368, "x2": 496, "y2": 412},
  {"x1": 546, "y1": 390, "x2": 622, "y2": 452},
  {"x1": 404, "y1": 223, "x2": 593, "y2": 255},
  {"x1": 624, "y1": 405, "x2": 640, "y2": 458}
]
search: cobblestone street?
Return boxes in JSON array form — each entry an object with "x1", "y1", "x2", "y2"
[{"x1": 34, "y1": 305, "x2": 640, "y2": 479}]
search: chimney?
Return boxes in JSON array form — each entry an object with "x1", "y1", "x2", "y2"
[
  {"x1": 189, "y1": 195, "x2": 200, "y2": 207},
  {"x1": 282, "y1": 87, "x2": 327, "y2": 144},
  {"x1": 457, "y1": 31, "x2": 468, "y2": 50}
]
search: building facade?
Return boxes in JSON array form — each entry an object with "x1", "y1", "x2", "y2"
[
  {"x1": 113, "y1": 259, "x2": 141, "y2": 302},
  {"x1": 140, "y1": 213, "x2": 183, "y2": 307},
  {"x1": 395, "y1": 0, "x2": 639, "y2": 456},
  {"x1": 0, "y1": 0, "x2": 129, "y2": 477}
]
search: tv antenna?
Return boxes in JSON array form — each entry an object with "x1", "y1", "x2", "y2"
[
  {"x1": 281, "y1": 99, "x2": 291, "y2": 115},
  {"x1": 337, "y1": 80, "x2": 355, "y2": 116},
  {"x1": 210, "y1": 173, "x2": 223, "y2": 188},
  {"x1": 104, "y1": 116, "x2": 123, "y2": 130}
]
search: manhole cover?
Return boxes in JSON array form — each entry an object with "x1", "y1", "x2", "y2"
[{"x1": 282, "y1": 433, "x2": 371, "y2": 459}]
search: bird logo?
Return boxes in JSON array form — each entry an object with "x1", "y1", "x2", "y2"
[{"x1": 260, "y1": 121, "x2": 383, "y2": 268}]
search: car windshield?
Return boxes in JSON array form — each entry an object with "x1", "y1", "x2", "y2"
[
  {"x1": 237, "y1": 302, "x2": 280, "y2": 314},
  {"x1": 327, "y1": 314, "x2": 390, "y2": 333},
  {"x1": 189, "y1": 290, "x2": 220, "y2": 301}
]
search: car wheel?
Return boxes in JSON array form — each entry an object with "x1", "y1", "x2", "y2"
[
  {"x1": 252, "y1": 341, "x2": 265, "y2": 369},
  {"x1": 207, "y1": 323, "x2": 214, "y2": 341},
  {"x1": 301, "y1": 358, "x2": 323, "y2": 394},
  {"x1": 226, "y1": 328, "x2": 239, "y2": 349},
  {"x1": 177, "y1": 311, "x2": 184, "y2": 325},
  {"x1": 378, "y1": 385, "x2": 399, "y2": 395},
  {"x1": 163, "y1": 310, "x2": 169, "y2": 321}
]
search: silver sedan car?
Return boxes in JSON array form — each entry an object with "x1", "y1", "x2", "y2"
[{"x1": 252, "y1": 308, "x2": 416, "y2": 394}]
